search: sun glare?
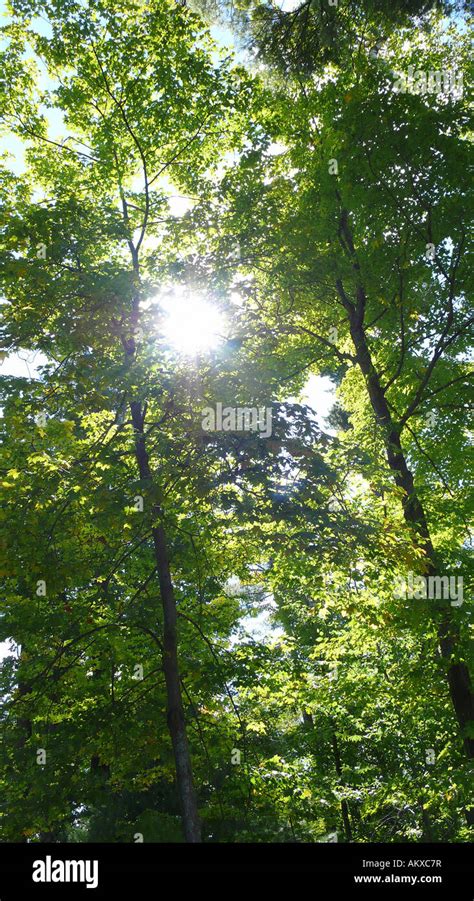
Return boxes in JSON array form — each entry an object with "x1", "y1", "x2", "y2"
[{"x1": 158, "y1": 289, "x2": 226, "y2": 356}]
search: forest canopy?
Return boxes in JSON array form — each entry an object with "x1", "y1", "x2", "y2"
[{"x1": 0, "y1": 0, "x2": 472, "y2": 843}]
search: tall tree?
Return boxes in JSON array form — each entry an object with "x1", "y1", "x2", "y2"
[
  {"x1": 193, "y1": 5, "x2": 473, "y2": 756},
  {"x1": 0, "y1": 0, "x2": 255, "y2": 841}
]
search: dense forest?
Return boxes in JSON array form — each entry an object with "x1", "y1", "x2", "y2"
[{"x1": 0, "y1": 0, "x2": 472, "y2": 844}]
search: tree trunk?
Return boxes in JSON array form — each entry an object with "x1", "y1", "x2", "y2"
[
  {"x1": 330, "y1": 725, "x2": 353, "y2": 841},
  {"x1": 420, "y1": 799, "x2": 436, "y2": 842},
  {"x1": 119, "y1": 228, "x2": 201, "y2": 840},
  {"x1": 346, "y1": 302, "x2": 474, "y2": 758},
  {"x1": 129, "y1": 400, "x2": 201, "y2": 842}
]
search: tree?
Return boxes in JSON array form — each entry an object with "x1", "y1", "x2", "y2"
[
  {"x1": 192, "y1": 5, "x2": 473, "y2": 757},
  {"x1": 0, "y1": 0, "x2": 256, "y2": 841}
]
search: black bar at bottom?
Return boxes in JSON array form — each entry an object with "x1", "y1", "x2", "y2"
[{"x1": 0, "y1": 842, "x2": 471, "y2": 897}]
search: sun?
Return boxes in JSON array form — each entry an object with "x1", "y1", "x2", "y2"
[{"x1": 158, "y1": 288, "x2": 226, "y2": 356}]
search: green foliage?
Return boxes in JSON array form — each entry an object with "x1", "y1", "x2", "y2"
[{"x1": 0, "y1": 0, "x2": 472, "y2": 843}]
